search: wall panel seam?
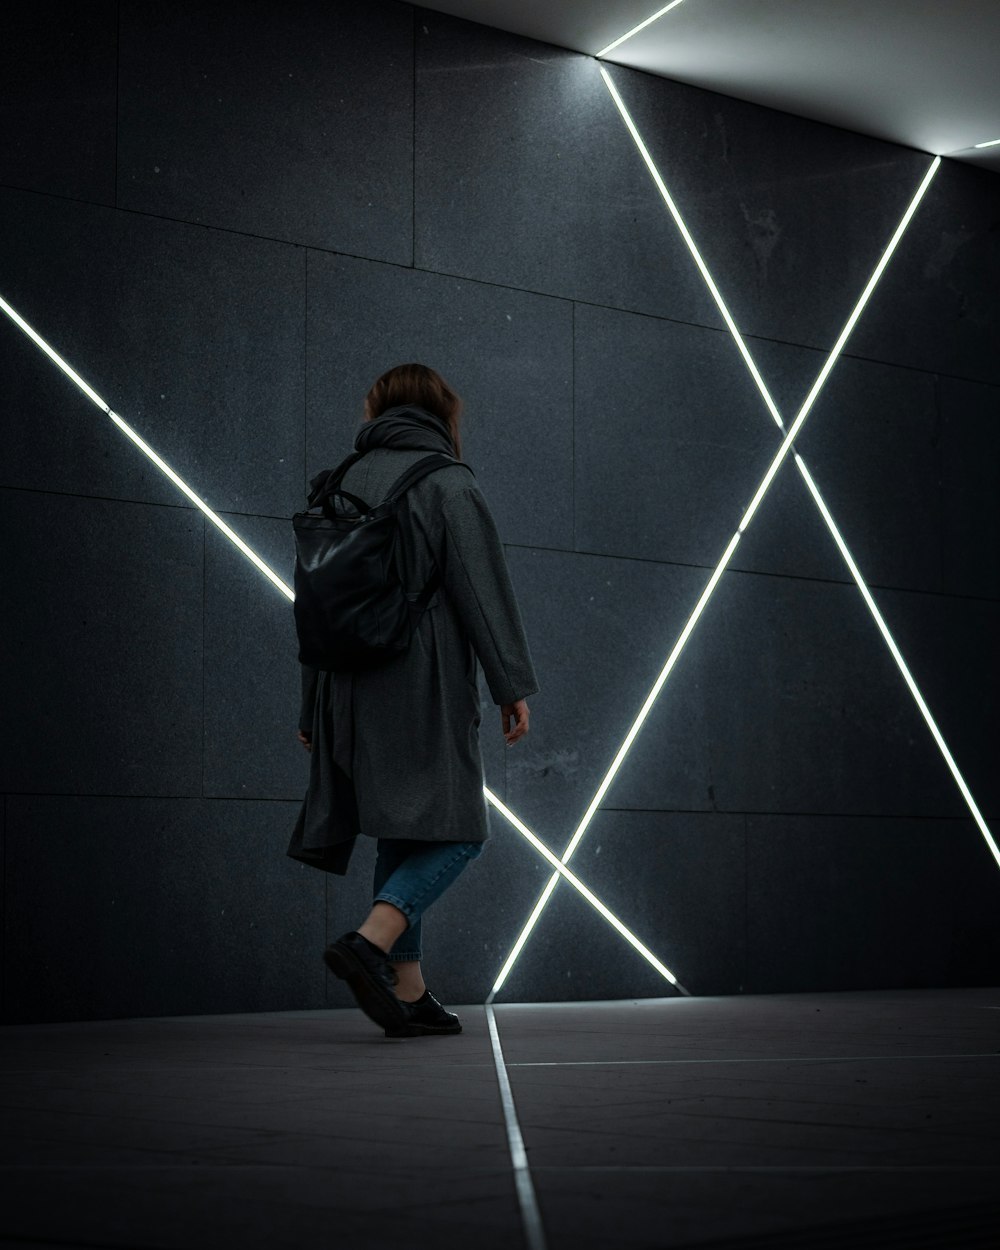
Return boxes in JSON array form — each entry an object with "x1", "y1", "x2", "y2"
[
  {"x1": 503, "y1": 537, "x2": 1000, "y2": 606},
  {"x1": 114, "y1": 0, "x2": 121, "y2": 209},
  {"x1": 0, "y1": 183, "x2": 997, "y2": 390}
]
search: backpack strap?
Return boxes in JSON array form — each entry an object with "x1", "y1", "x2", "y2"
[
  {"x1": 309, "y1": 451, "x2": 475, "y2": 513},
  {"x1": 384, "y1": 454, "x2": 476, "y2": 611},
  {"x1": 383, "y1": 452, "x2": 475, "y2": 502},
  {"x1": 358, "y1": 454, "x2": 464, "y2": 614},
  {"x1": 306, "y1": 451, "x2": 366, "y2": 509}
]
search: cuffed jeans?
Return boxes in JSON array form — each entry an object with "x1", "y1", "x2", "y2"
[{"x1": 372, "y1": 837, "x2": 484, "y2": 962}]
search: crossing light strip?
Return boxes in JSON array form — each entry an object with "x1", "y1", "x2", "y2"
[
  {"x1": 3, "y1": 90, "x2": 986, "y2": 1008},
  {"x1": 597, "y1": 69, "x2": 997, "y2": 867},
  {"x1": 0, "y1": 290, "x2": 685, "y2": 994},
  {"x1": 486, "y1": 82, "x2": 958, "y2": 1002},
  {"x1": 488, "y1": 790, "x2": 688, "y2": 992}
]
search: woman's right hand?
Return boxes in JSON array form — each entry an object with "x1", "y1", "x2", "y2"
[{"x1": 501, "y1": 699, "x2": 530, "y2": 746}]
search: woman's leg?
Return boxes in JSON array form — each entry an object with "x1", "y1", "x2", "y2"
[
  {"x1": 358, "y1": 838, "x2": 484, "y2": 1001},
  {"x1": 361, "y1": 839, "x2": 414, "y2": 948},
  {"x1": 360, "y1": 840, "x2": 425, "y2": 1000}
]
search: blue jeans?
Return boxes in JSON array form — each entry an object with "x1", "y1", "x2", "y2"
[{"x1": 372, "y1": 838, "x2": 484, "y2": 962}]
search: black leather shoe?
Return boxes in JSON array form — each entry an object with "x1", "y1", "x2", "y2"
[
  {"x1": 323, "y1": 931, "x2": 410, "y2": 1031},
  {"x1": 384, "y1": 989, "x2": 462, "y2": 1037}
]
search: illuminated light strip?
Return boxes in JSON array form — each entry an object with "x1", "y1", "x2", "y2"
[
  {"x1": 599, "y1": 68, "x2": 941, "y2": 442},
  {"x1": 596, "y1": 0, "x2": 687, "y2": 59},
  {"x1": 795, "y1": 455, "x2": 1000, "y2": 869},
  {"x1": 736, "y1": 164, "x2": 940, "y2": 535},
  {"x1": 0, "y1": 285, "x2": 681, "y2": 988},
  {"x1": 486, "y1": 535, "x2": 738, "y2": 1002},
  {"x1": 597, "y1": 74, "x2": 996, "y2": 864},
  {"x1": 620, "y1": 115, "x2": 996, "y2": 855},
  {"x1": 973, "y1": 137, "x2": 1000, "y2": 149},
  {"x1": 0, "y1": 294, "x2": 296, "y2": 603},
  {"x1": 597, "y1": 69, "x2": 783, "y2": 427},
  {"x1": 487, "y1": 791, "x2": 689, "y2": 994},
  {"x1": 488, "y1": 88, "x2": 946, "y2": 1001}
]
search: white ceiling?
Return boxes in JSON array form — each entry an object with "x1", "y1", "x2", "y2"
[{"x1": 405, "y1": 0, "x2": 1000, "y2": 173}]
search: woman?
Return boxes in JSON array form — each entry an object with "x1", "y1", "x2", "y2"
[{"x1": 290, "y1": 363, "x2": 539, "y2": 1038}]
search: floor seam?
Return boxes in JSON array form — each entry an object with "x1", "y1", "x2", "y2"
[{"x1": 485, "y1": 1004, "x2": 547, "y2": 1250}]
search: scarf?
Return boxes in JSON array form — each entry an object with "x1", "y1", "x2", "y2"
[
  {"x1": 352, "y1": 404, "x2": 457, "y2": 458},
  {"x1": 306, "y1": 406, "x2": 458, "y2": 505}
]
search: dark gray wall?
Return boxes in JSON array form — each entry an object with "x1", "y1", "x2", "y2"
[{"x1": 2, "y1": 0, "x2": 998, "y2": 1025}]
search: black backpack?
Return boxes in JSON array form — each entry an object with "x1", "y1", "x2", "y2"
[{"x1": 292, "y1": 448, "x2": 475, "y2": 672}]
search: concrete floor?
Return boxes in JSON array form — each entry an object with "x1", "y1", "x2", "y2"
[{"x1": 1, "y1": 988, "x2": 999, "y2": 1248}]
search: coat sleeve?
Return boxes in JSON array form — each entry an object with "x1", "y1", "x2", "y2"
[{"x1": 439, "y1": 483, "x2": 540, "y2": 706}]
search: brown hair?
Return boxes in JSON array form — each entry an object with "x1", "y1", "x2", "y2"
[{"x1": 363, "y1": 363, "x2": 464, "y2": 461}]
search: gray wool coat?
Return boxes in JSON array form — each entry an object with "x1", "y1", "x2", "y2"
[{"x1": 288, "y1": 441, "x2": 540, "y2": 875}]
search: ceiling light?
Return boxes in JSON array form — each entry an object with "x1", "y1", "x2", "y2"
[{"x1": 596, "y1": 0, "x2": 687, "y2": 59}]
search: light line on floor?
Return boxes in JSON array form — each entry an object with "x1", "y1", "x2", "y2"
[
  {"x1": 485, "y1": 1004, "x2": 547, "y2": 1250},
  {"x1": 531, "y1": 1164, "x2": 1000, "y2": 1173},
  {"x1": 0, "y1": 1163, "x2": 996, "y2": 1173},
  {"x1": 508, "y1": 1052, "x2": 1000, "y2": 1067}
]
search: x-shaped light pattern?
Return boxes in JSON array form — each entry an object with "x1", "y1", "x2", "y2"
[
  {"x1": 0, "y1": 293, "x2": 686, "y2": 995},
  {"x1": 3, "y1": 60, "x2": 993, "y2": 1010},
  {"x1": 485, "y1": 68, "x2": 998, "y2": 1002}
]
